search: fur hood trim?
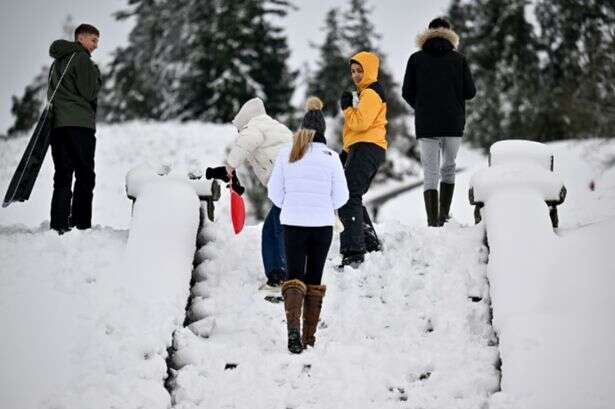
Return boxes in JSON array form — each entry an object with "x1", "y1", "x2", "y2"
[{"x1": 416, "y1": 27, "x2": 460, "y2": 50}]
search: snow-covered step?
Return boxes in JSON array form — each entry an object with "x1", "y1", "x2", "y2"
[{"x1": 167, "y1": 219, "x2": 500, "y2": 408}]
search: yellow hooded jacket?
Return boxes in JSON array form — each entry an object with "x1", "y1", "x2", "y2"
[{"x1": 342, "y1": 51, "x2": 388, "y2": 152}]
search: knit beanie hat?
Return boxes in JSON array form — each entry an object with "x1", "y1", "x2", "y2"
[{"x1": 301, "y1": 97, "x2": 326, "y2": 143}]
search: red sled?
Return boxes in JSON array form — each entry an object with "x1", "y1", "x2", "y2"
[{"x1": 230, "y1": 187, "x2": 245, "y2": 234}]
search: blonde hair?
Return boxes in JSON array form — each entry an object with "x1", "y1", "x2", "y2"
[{"x1": 289, "y1": 129, "x2": 315, "y2": 163}]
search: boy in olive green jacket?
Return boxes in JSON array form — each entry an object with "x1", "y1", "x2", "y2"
[{"x1": 47, "y1": 23, "x2": 101, "y2": 234}]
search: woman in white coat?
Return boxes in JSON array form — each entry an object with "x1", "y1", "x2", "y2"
[
  {"x1": 225, "y1": 97, "x2": 293, "y2": 289},
  {"x1": 268, "y1": 97, "x2": 349, "y2": 353}
]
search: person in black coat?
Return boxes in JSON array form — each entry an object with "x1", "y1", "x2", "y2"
[{"x1": 402, "y1": 17, "x2": 476, "y2": 226}]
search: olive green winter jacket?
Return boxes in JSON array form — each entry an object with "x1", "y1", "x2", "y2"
[{"x1": 48, "y1": 40, "x2": 101, "y2": 130}]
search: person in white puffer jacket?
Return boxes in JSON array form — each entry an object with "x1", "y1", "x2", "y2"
[
  {"x1": 225, "y1": 97, "x2": 293, "y2": 290},
  {"x1": 268, "y1": 97, "x2": 349, "y2": 354}
]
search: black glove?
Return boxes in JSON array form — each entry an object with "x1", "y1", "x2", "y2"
[
  {"x1": 339, "y1": 150, "x2": 348, "y2": 166},
  {"x1": 206, "y1": 166, "x2": 230, "y2": 182},
  {"x1": 340, "y1": 91, "x2": 353, "y2": 110},
  {"x1": 229, "y1": 174, "x2": 245, "y2": 196}
]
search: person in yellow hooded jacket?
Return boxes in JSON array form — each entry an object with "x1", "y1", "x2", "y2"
[{"x1": 337, "y1": 51, "x2": 388, "y2": 268}]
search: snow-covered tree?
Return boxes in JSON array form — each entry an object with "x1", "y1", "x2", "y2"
[
  {"x1": 103, "y1": 0, "x2": 297, "y2": 124},
  {"x1": 100, "y1": 0, "x2": 177, "y2": 122},
  {"x1": 307, "y1": 8, "x2": 349, "y2": 117},
  {"x1": 535, "y1": 0, "x2": 615, "y2": 140},
  {"x1": 7, "y1": 68, "x2": 49, "y2": 136},
  {"x1": 450, "y1": 0, "x2": 540, "y2": 150},
  {"x1": 6, "y1": 15, "x2": 75, "y2": 136}
]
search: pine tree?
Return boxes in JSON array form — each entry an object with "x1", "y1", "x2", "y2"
[
  {"x1": 178, "y1": 0, "x2": 297, "y2": 123},
  {"x1": 451, "y1": 0, "x2": 541, "y2": 150},
  {"x1": 535, "y1": 0, "x2": 615, "y2": 140},
  {"x1": 7, "y1": 15, "x2": 75, "y2": 136},
  {"x1": 307, "y1": 8, "x2": 349, "y2": 117},
  {"x1": 7, "y1": 67, "x2": 49, "y2": 136},
  {"x1": 100, "y1": 0, "x2": 176, "y2": 122},
  {"x1": 246, "y1": 0, "x2": 298, "y2": 120}
]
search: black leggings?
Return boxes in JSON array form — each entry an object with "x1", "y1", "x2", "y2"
[{"x1": 284, "y1": 225, "x2": 333, "y2": 285}]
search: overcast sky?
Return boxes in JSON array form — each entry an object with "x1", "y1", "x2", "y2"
[{"x1": 0, "y1": 0, "x2": 450, "y2": 133}]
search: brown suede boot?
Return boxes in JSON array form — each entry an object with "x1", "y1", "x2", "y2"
[
  {"x1": 282, "y1": 279, "x2": 307, "y2": 354},
  {"x1": 302, "y1": 284, "x2": 326, "y2": 348}
]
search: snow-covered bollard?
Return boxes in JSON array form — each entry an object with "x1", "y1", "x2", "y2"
[
  {"x1": 470, "y1": 140, "x2": 566, "y2": 227},
  {"x1": 126, "y1": 164, "x2": 221, "y2": 221},
  {"x1": 489, "y1": 139, "x2": 554, "y2": 171}
]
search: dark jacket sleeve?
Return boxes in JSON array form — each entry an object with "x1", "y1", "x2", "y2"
[
  {"x1": 401, "y1": 54, "x2": 417, "y2": 109},
  {"x1": 462, "y1": 57, "x2": 476, "y2": 100},
  {"x1": 74, "y1": 52, "x2": 101, "y2": 102}
]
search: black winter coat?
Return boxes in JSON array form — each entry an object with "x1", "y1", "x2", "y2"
[{"x1": 402, "y1": 28, "x2": 476, "y2": 138}]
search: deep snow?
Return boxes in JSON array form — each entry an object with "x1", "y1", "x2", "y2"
[
  {"x1": 171, "y1": 218, "x2": 499, "y2": 409},
  {"x1": 1, "y1": 122, "x2": 614, "y2": 409}
]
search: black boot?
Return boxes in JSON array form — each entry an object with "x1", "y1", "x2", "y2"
[
  {"x1": 423, "y1": 189, "x2": 439, "y2": 227},
  {"x1": 363, "y1": 206, "x2": 382, "y2": 252},
  {"x1": 439, "y1": 182, "x2": 455, "y2": 226},
  {"x1": 338, "y1": 252, "x2": 364, "y2": 269}
]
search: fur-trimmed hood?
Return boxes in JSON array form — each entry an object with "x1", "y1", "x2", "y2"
[{"x1": 416, "y1": 27, "x2": 460, "y2": 51}]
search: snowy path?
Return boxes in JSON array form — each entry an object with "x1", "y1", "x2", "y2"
[{"x1": 170, "y1": 220, "x2": 500, "y2": 408}]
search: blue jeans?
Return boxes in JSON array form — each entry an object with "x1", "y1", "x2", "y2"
[{"x1": 262, "y1": 205, "x2": 286, "y2": 282}]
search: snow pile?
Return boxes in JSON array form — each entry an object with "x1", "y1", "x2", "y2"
[
  {"x1": 470, "y1": 163, "x2": 565, "y2": 204},
  {"x1": 489, "y1": 139, "x2": 554, "y2": 170},
  {"x1": 125, "y1": 164, "x2": 218, "y2": 200},
  {"x1": 0, "y1": 226, "x2": 176, "y2": 409},
  {"x1": 0, "y1": 174, "x2": 202, "y2": 409},
  {"x1": 169, "y1": 219, "x2": 500, "y2": 408},
  {"x1": 466, "y1": 140, "x2": 615, "y2": 409}
]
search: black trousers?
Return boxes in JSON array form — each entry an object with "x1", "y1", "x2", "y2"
[
  {"x1": 50, "y1": 126, "x2": 96, "y2": 230},
  {"x1": 284, "y1": 225, "x2": 333, "y2": 285},
  {"x1": 338, "y1": 142, "x2": 385, "y2": 255}
]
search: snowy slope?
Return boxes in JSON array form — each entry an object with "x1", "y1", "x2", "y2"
[
  {"x1": 380, "y1": 139, "x2": 615, "y2": 409},
  {"x1": 472, "y1": 140, "x2": 615, "y2": 409},
  {"x1": 0, "y1": 122, "x2": 235, "y2": 409},
  {"x1": 1, "y1": 123, "x2": 614, "y2": 409},
  {"x1": 170, "y1": 219, "x2": 500, "y2": 409},
  {"x1": 0, "y1": 121, "x2": 236, "y2": 229}
]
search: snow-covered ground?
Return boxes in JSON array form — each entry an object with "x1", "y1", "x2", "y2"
[
  {"x1": 0, "y1": 122, "x2": 235, "y2": 409},
  {"x1": 171, "y1": 219, "x2": 499, "y2": 409},
  {"x1": 381, "y1": 138, "x2": 615, "y2": 409},
  {"x1": 1, "y1": 122, "x2": 614, "y2": 409}
]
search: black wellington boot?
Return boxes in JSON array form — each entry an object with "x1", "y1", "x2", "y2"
[
  {"x1": 439, "y1": 182, "x2": 455, "y2": 226},
  {"x1": 423, "y1": 189, "x2": 439, "y2": 227}
]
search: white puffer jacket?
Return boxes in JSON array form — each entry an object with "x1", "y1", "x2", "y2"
[
  {"x1": 226, "y1": 98, "x2": 293, "y2": 186},
  {"x1": 268, "y1": 142, "x2": 349, "y2": 227}
]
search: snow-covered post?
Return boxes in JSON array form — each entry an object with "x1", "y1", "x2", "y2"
[
  {"x1": 125, "y1": 179, "x2": 201, "y2": 297},
  {"x1": 468, "y1": 140, "x2": 569, "y2": 405},
  {"x1": 470, "y1": 140, "x2": 566, "y2": 228},
  {"x1": 126, "y1": 164, "x2": 221, "y2": 221}
]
